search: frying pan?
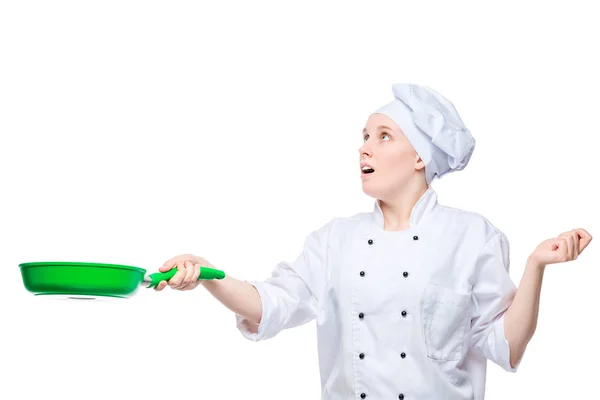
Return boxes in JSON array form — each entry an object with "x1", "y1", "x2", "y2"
[{"x1": 19, "y1": 261, "x2": 226, "y2": 299}]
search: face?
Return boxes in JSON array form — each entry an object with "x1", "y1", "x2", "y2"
[{"x1": 359, "y1": 113, "x2": 425, "y2": 200}]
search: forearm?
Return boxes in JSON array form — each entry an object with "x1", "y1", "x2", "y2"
[
  {"x1": 200, "y1": 275, "x2": 262, "y2": 324},
  {"x1": 503, "y1": 258, "x2": 546, "y2": 368}
]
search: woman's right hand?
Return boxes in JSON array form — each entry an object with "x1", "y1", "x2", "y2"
[
  {"x1": 154, "y1": 254, "x2": 215, "y2": 291},
  {"x1": 154, "y1": 254, "x2": 263, "y2": 326}
]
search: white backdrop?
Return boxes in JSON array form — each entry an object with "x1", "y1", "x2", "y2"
[{"x1": 1, "y1": 1, "x2": 598, "y2": 399}]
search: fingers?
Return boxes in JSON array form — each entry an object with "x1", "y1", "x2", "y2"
[
  {"x1": 156, "y1": 260, "x2": 176, "y2": 290},
  {"x1": 560, "y1": 231, "x2": 582, "y2": 260},
  {"x1": 570, "y1": 231, "x2": 580, "y2": 258},
  {"x1": 565, "y1": 234, "x2": 574, "y2": 260},
  {"x1": 574, "y1": 228, "x2": 593, "y2": 253},
  {"x1": 158, "y1": 254, "x2": 208, "y2": 291},
  {"x1": 181, "y1": 262, "x2": 202, "y2": 290},
  {"x1": 191, "y1": 263, "x2": 202, "y2": 288},
  {"x1": 160, "y1": 254, "x2": 198, "y2": 272},
  {"x1": 542, "y1": 228, "x2": 593, "y2": 267},
  {"x1": 557, "y1": 233, "x2": 572, "y2": 260},
  {"x1": 156, "y1": 258, "x2": 185, "y2": 290},
  {"x1": 180, "y1": 261, "x2": 197, "y2": 290},
  {"x1": 168, "y1": 260, "x2": 188, "y2": 289},
  {"x1": 558, "y1": 228, "x2": 593, "y2": 261}
]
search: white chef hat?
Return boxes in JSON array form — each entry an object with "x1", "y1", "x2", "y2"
[{"x1": 374, "y1": 83, "x2": 476, "y2": 185}]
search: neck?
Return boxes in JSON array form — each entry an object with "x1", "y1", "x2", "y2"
[{"x1": 379, "y1": 180, "x2": 429, "y2": 231}]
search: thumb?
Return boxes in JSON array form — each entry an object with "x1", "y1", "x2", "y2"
[{"x1": 159, "y1": 261, "x2": 176, "y2": 272}]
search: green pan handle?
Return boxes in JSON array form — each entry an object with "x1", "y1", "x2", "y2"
[{"x1": 147, "y1": 266, "x2": 225, "y2": 289}]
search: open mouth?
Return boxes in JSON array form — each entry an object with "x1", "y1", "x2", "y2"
[{"x1": 361, "y1": 166, "x2": 375, "y2": 174}]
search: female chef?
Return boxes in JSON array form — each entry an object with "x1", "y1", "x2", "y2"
[{"x1": 156, "y1": 83, "x2": 592, "y2": 400}]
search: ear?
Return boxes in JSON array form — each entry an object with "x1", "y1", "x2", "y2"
[{"x1": 415, "y1": 154, "x2": 426, "y2": 171}]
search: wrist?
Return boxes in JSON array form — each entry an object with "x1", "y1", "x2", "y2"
[
  {"x1": 199, "y1": 279, "x2": 210, "y2": 287},
  {"x1": 526, "y1": 256, "x2": 546, "y2": 272},
  {"x1": 199, "y1": 278, "x2": 219, "y2": 287}
]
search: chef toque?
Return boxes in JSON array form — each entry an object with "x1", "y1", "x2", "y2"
[{"x1": 374, "y1": 83, "x2": 476, "y2": 184}]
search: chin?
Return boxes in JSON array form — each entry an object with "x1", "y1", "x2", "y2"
[{"x1": 361, "y1": 183, "x2": 382, "y2": 199}]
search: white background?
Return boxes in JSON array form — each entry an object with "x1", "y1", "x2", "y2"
[{"x1": 1, "y1": 1, "x2": 598, "y2": 399}]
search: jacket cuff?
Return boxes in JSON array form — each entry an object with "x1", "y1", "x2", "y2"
[
  {"x1": 492, "y1": 313, "x2": 521, "y2": 372},
  {"x1": 235, "y1": 280, "x2": 273, "y2": 342}
]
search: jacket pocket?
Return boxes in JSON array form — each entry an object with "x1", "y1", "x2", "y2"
[{"x1": 421, "y1": 283, "x2": 472, "y2": 361}]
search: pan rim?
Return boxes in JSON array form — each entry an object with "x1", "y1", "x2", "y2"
[{"x1": 19, "y1": 261, "x2": 146, "y2": 274}]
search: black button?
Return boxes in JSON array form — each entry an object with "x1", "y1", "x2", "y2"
[
  {"x1": 401, "y1": 352, "x2": 406, "y2": 358},
  {"x1": 403, "y1": 271, "x2": 409, "y2": 278},
  {"x1": 359, "y1": 353, "x2": 364, "y2": 359},
  {"x1": 361, "y1": 393, "x2": 366, "y2": 399},
  {"x1": 401, "y1": 310, "x2": 407, "y2": 317},
  {"x1": 359, "y1": 312, "x2": 364, "y2": 319},
  {"x1": 360, "y1": 271, "x2": 365, "y2": 277},
  {"x1": 367, "y1": 239, "x2": 373, "y2": 245},
  {"x1": 399, "y1": 395, "x2": 404, "y2": 400},
  {"x1": 413, "y1": 235, "x2": 419, "y2": 240}
]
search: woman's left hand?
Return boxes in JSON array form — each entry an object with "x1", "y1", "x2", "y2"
[{"x1": 528, "y1": 228, "x2": 593, "y2": 268}]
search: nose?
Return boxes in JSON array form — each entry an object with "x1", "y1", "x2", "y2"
[{"x1": 359, "y1": 139, "x2": 372, "y2": 158}]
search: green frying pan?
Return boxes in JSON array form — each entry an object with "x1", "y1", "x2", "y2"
[{"x1": 19, "y1": 261, "x2": 226, "y2": 299}]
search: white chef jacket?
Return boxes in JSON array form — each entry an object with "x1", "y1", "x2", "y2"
[{"x1": 236, "y1": 186, "x2": 522, "y2": 400}]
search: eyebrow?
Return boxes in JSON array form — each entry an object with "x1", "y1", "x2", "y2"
[{"x1": 362, "y1": 125, "x2": 394, "y2": 134}]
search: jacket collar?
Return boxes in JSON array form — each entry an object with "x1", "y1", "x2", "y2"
[{"x1": 372, "y1": 185, "x2": 438, "y2": 230}]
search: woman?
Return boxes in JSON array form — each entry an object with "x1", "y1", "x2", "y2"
[{"x1": 156, "y1": 83, "x2": 592, "y2": 399}]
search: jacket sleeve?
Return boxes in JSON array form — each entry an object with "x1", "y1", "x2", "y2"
[
  {"x1": 469, "y1": 231, "x2": 521, "y2": 372},
  {"x1": 235, "y1": 219, "x2": 333, "y2": 341}
]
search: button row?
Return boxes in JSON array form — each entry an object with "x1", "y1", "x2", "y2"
[
  {"x1": 359, "y1": 236, "x2": 414, "y2": 400},
  {"x1": 359, "y1": 270, "x2": 409, "y2": 278},
  {"x1": 357, "y1": 311, "x2": 407, "y2": 319},
  {"x1": 359, "y1": 393, "x2": 405, "y2": 399},
  {"x1": 366, "y1": 236, "x2": 418, "y2": 245}
]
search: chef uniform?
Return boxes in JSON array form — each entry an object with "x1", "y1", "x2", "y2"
[{"x1": 236, "y1": 83, "x2": 522, "y2": 400}]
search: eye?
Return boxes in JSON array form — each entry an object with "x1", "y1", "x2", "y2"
[{"x1": 382, "y1": 133, "x2": 391, "y2": 140}]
